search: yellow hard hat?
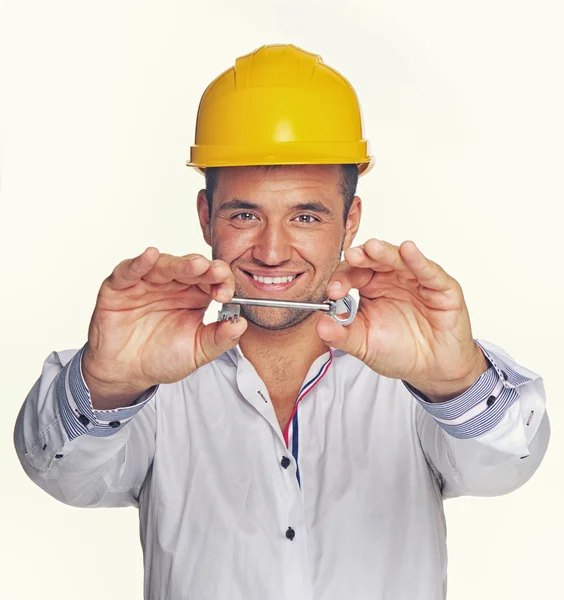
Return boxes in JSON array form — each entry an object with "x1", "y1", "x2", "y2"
[{"x1": 186, "y1": 44, "x2": 374, "y2": 176}]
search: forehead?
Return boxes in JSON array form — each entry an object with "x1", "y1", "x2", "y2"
[{"x1": 213, "y1": 165, "x2": 342, "y2": 204}]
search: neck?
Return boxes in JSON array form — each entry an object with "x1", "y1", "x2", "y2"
[{"x1": 238, "y1": 314, "x2": 330, "y2": 379}]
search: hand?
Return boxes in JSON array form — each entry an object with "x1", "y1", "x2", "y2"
[
  {"x1": 316, "y1": 239, "x2": 488, "y2": 398},
  {"x1": 82, "y1": 248, "x2": 247, "y2": 404}
]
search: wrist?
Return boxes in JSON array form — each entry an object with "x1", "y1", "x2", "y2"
[
  {"x1": 407, "y1": 348, "x2": 491, "y2": 403},
  {"x1": 81, "y1": 350, "x2": 152, "y2": 410}
]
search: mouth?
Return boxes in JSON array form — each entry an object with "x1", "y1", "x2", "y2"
[{"x1": 240, "y1": 270, "x2": 305, "y2": 293}]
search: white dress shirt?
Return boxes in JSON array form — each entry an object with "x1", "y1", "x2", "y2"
[{"x1": 13, "y1": 338, "x2": 550, "y2": 600}]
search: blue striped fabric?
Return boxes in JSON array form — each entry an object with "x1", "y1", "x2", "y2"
[
  {"x1": 403, "y1": 339, "x2": 533, "y2": 439},
  {"x1": 57, "y1": 344, "x2": 159, "y2": 441},
  {"x1": 474, "y1": 340, "x2": 533, "y2": 388}
]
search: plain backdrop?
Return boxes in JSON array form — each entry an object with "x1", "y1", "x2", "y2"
[{"x1": 1, "y1": 1, "x2": 562, "y2": 598}]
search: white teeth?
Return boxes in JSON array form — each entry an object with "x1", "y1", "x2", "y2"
[{"x1": 252, "y1": 274, "x2": 296, "y2": 284}]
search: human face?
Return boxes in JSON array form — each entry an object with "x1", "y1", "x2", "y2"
[{"x1": 197, "y1": 164, "x2": 361, "y2": 330}]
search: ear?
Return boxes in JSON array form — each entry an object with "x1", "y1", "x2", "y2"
[
  {"x1": 197, "y1": 189, "x2": 212, "y2": 246},
  {"x1": 343, "y1": 196, "x2": 362, "y2": 251}
]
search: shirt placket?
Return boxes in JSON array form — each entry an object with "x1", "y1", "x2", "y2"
[{"x1": 232, "y1": 348, "x2": 336, "y2": 600}]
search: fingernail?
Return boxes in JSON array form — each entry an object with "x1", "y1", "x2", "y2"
[
  {"x1": 217, "y1": 283, "x2": 231, "y2": 297},
  {"x1": 349, "y1": 247, "x2": 364, "y2": 257},
  {"x1": 328, "y1": 281, "x2": 342, "y2": 292}
]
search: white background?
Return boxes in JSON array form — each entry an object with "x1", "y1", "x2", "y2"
[{"x1": 1, "y1": 1, "x2": 562, "y2": 598}]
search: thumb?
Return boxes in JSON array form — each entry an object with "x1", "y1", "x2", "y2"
[
  {"x1": 316, "y1": 314, "x2": 350, "y2": 351},
  {"x1": 316, "y1": 314, "x2": 366, "y2": 361},
  {"x1": 197, "y1": 317, "x2": 248, "y2": 365}
]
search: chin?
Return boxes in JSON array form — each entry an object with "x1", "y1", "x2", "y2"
[{"x1": 241, "y1": 307, "x2": 314, "y2": 331}]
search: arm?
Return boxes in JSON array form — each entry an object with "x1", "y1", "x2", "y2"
[
  {"x1": 406, "y1": 338, "x2": 550, "y2": 498},
  {"x1": 13, "y1": 344, "x2": 159, "y2": 508},
  {"x1": 318, "y1": 239, "x2": 550, "y2": 497},
  {"x1": 14, "y1": 249, "x2": 245, "y2": 509}
]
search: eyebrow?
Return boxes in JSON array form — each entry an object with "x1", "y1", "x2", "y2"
[
  {"x1": 217, "y1": 198, "x2": 260, "y2": 212},
  {"x1": 217, "y1": 197, "x2": 333, "y2": 216},
  {"x1": 293, "y1": 202, "x2": 332, "y2": 216}
]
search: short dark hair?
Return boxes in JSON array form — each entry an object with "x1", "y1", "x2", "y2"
[{"x1": 205, "y1": 164, "x2": 359, "y2": 223}]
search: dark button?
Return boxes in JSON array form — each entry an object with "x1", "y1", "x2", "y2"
[
  {"x1": 486, "y1": 396, "x2": 496, "y2": 407},
  {"x1": 78, "y1": 414, "x2": 90, "y2": 426},
  {"x1": 501, "y1": 370, "x2": 508, "y2": 380},
  {"x1": 285, "y1": 527, "x2": 295, "y2": 541},
  {"x1": 281, "y1": 456, "x2": 291, "y2": 469},
  {"x1": 42, "y1": 444, "x2": 47, "y2": 451},
  {"x1": 55, "y1": 454, "x2": 64, "y2": 459},
  {"x1": 109, "y1": 421, "x2": 121, "y2": 428}
]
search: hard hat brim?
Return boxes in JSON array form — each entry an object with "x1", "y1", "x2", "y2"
[{"x1": 186, "y1": 144, "x2": 374, "y2": 177}]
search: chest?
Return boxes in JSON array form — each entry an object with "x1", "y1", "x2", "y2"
[
  {"x1": 138, "y1": 358, "x2": 444, "y2": 598},
  {"x1": 145, "y1": 373, "x2": 436, "y2": 557},
  {"x1": 267, "y1": 383, "x2": 303, "y2": 431}
]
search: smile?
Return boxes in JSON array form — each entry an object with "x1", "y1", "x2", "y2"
[
  {"x1": 252, "y1": 274, "x2": 296, "y2": 284},
  {"x1": 242, "y1": 270, "x2": 304, "y2": 291}
]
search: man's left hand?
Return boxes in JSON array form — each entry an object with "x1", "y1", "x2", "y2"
[{"x1": 317, "y1": 239, "x2": 489, "y2": 402}]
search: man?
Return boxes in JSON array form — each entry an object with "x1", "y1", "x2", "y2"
[{"x1": 14, "y1": 44, "x2": 550, "y2": 600}]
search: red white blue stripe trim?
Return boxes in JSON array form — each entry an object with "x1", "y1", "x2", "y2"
[{"x1": 283, "y1": 349, "x2": 334, "y2": 486}]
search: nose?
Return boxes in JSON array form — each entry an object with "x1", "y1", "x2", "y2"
[{"x1": 250, "y1": 222, "x2": 293, "y2": 265}]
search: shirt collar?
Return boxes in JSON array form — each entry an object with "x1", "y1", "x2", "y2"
[{"x1": 224, "y1": 344, "x2": 347, "y2": 366}]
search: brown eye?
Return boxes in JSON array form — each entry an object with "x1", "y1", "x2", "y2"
[
  {"x1": 233, "y1": 212, "x2": 256, "y2": 221},
  {"x1": 294, "y1": 214, "x2": 318, "y2": 224}
]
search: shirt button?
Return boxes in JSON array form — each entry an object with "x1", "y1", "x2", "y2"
[
  {"x1": 280, "y1": 456, "x2": 291, "y2": 469},
  {"x1": 285, "y1": 527, "x2": 295, "y2": 541},
  {"x1": 486, "y1": 396, "x2": 496, "y2": 407},
  {"x1": 78, "y1": 414, "x2": 89, "y2": 426},
  {"x1": 109, "y1": 421, "x2": 121, "y2": 428}
]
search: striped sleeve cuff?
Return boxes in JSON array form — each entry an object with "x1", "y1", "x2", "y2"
[
  {"x1": 56, "y1": 344, "x2": 159, "y2": 441},
  {"x1": 402, "y1": 339, "x2": 533, "y2": 439}
]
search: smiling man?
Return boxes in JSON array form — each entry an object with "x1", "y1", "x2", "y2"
[
  {"x1": 14, "y1": 44, "x2": 550, "y2": 600},
  {"x1": 198, "y1": 163, "x2": 362, "y2": 429}
]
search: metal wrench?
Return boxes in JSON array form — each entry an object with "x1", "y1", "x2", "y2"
[{"x1": 218, "y1": 293, "x2": 358, "y2": 326}]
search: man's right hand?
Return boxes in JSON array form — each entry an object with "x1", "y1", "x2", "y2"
[{"x1": 81, "y1": 247, "x2": 247, "y2": 409}]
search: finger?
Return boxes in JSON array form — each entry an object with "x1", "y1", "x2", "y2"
[
  {"x1": 157, "y1": 255, "x2": 226, "y2": 285},
  {"x1": 144, "y1": 255, "x2": 233, "y2": 289},
  {"x1": 209, "y1": 281, "x2": 235, "y2": 304},
  {"x1": 107, "y1": 247, "x2": 161, "y2": 291},
  {"x1": 189, "y1": 260, "x2": 236, "y2": 304},
  {"x1": 196, "y1": 317, "x2": 248, "y2": 366},
  {"x1": 399, "y1": 241, "x2": 452, "y2": 291},
  {"x1": 132, "y1": 286, "x2": 214, "y2": 313},
  {"x1": 315, "y1": 314, "x2": 365, "y2": 358},
  {"x1": 345, "y1": 239, "x2": 415, "y2": 278},
  {"x1": 326, "y1": 261, "x2": 373, "y2": 300},
  {"x1": 147, "y1": 257, "x2": 235, "y2": 304},
  {"x1": 108, "y1": 250, "x2": 210, "y2": 290}
]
